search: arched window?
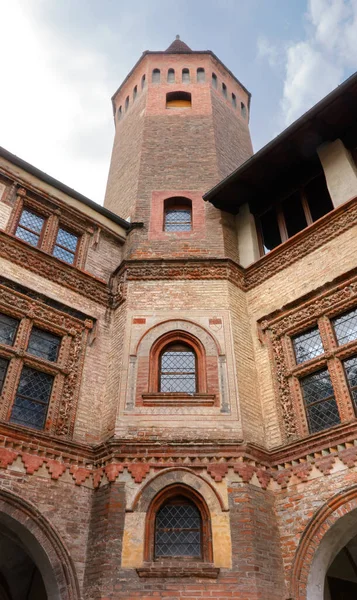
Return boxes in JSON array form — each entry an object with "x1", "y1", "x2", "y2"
[
  {"x1": 241, "y1": 101, "x2": 247, "y2": 118},
  {"x1": 155, "y1": 496, "x2": 201, "y2": 558},
  {"x1": 167, "y1": 68, "x2": 175, "y2": 83},
  {"x1": 182, "y1": 68, "x2": 190, "y2": 83},
  {"x1": 125, "y1": 96, "x2": 129, "y2": 111},
  {"x1": 141, "y1": 74, "x2": 146, "y2": 89},
  {"x1": 197, "y1": 68, "x2": 205, "y2": 83},
  {"x1": 212, "y1": 73, "x2": 218, "y2": 89},
  {"x1": 133, "y1": 85, "x2": 137, "y2": 101},
  {"x1": 164, "y1": 197, "x2": 192, "y2": 231},
  {"x1": 222, "y1": 82, "x2": 227, "y2": 98},
  {"x1": 231, "y1": 93, "x2": 237, "y2": 108},
  {"x1": 166, "y1": 91, "x2": 192, "y2": 108},
  {"x1": 117, "y1": 106, "x2": 122, "y2": 120},
  {"x1": 152, "y1": 69, "x2": 160, "y2": 83},
  {"x1": 159, "y1": 342, "x2": 196, "y2": 393}
]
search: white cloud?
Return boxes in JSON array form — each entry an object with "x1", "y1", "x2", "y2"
[{"x1": 257, "y1": 37, "x2": 280, "y2": 69}]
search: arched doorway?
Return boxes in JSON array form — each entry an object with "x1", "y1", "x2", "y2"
[
  {"x1": 0, "y1": 489, "x2": 80, "y2": 600},
  {"x1": 325, "y1": 532, "x2": 357, "y2": 599}
]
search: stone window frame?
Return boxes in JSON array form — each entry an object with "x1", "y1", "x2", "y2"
[
  {"x1": 0, "y1": 282, "x2": 92, "y2": 437},
  {"x1": 144, "y1": 484, "x2": 213, "y2": 564},
  {"x1": 260, "y1": 275, "x2": 357, "y2": 440},
  {"x1": 7, "y1": 187, "x2": 91, "y2": 269}
]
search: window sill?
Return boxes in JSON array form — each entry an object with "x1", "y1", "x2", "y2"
[
  {"x1": 142, "y1": 393, "x2": 216, "y2": 406},
  {"x1": 136, "y1": 562, "x2": 220, "y2": 578}
]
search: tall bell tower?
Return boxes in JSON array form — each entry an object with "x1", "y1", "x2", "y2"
[{"x1": 104, "y1": 36, "x2": 253, "y2": 260}]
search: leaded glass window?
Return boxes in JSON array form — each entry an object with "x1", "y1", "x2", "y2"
[
  {"x1": 52, "y1": 228, "x2": 78, "y2": 264},
  {"x1": 165, "y1": 208, "x2": 192, "y2": 232},
  {"x1": 27, "y1": 327, "x2": 60, "y2": 362},
  {"x1": 293, "y1": 327, "x2": 324, "y2": 364},
  {"x1": 333, "y1": 308, "x2": 357, "y2": 346},
  {"x1": 0, "y1": 357, "x2": 9, "y2": 393},
  {"x1": 160, "y1": 344, "x2": 196, "y2": 394},
  {"x1": 10, "y1": 366, "x2": 53, "y2": 430},
  {"x1": 0, "y1": 314, "x2": 18, "y2": 346},
  {"x1": 301, "y1": 369, "x2": 341, "y2": 433},
  {"x1": 343, "y1": 356, "x2": 357, "y2": 408},
  {"x1": 155, "y1": 500, "x2": 201, "y2": 558},
  {"x1": 15, "y1": 209, "x2": 45, "y2": 247}
]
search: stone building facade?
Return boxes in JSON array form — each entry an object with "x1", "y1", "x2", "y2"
[{"x1": 0, "y1": 36, "x2": 356, "y2": 600}]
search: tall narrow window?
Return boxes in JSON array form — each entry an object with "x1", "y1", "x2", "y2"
[
  {"x1": 133, "y1": 85, "x2": 137, "y2": 101},
  {"x1": 197, "y1": 68, "x2": 205, "y2": 83},
  {"x1": 241, "y1": 102, "x2": 247, "y2": 118},
  {"x1": 117, "y1": 106, "x2": 122, "y2": 121},
  {"x1": 0, "y1": 314, "x2": 18, "y2": 346},
  {"x1": 15, "y1": 209, "x2": 45, "y2": 247},
  {"x1": 125, "y1": 96, "x2": 129, "y2": 111},
  {"x1": 167, "y1": 68, "x2": 175, "y2": 83},
  {"x1": 10, "y1": 367, "x2": 54, "y2": 430},
  {"x1": 152, "y1": 69, "x2": 160, "y2": 83},
  {"x1": 155, "y1": 498, "x2": 201, "y2": 558},
  {"x1": 300, "y1": 369, "x2": 341, "y2": 433},
  {"x1": 222, "y1": 83, "x2": 227, "y2": 98},
  {"x1": 164, "y1": 198, "x2": 192, "y2": 231},
  {"x1": 212, "y1": 73, "x2": 218, "y2": 89},
  {"x1": 160, "y1": 343, "x2": 196, "y2": 394},
  {"x1": 52, "y1": 228, "x2": 78, "y2": 264},
  {"x1": 141, "y1": 74, "x2": 146, "y2": 89},
  {"x1": 182, "y1": 68, "x2": 190, "y2": 83},
  {"x1": 231, "y1": 93, "x2": 237, "y2": 108}
]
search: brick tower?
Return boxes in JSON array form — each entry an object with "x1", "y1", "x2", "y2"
[{"x1": 104, "y1": 36, "x2": 253, "y2": 260}]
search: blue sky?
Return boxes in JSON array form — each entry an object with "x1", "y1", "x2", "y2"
[{"x1": 0, "y1": 0, "x2": 356, "y2": 204}]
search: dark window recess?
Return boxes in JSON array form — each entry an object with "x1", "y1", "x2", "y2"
[
  {"x1": 141, "y1": 74, "x2": 146, "y2": 89},
  {"x1": 166, "y1": 91, "x2": 192, "y2": 108},
  {"x1": 332, "y1": 308, "x2": 357, "y2": 346},
  {"x1": 282, "y1": 192, "x2": 307, "y2": 238},
  {"x1": 125, "y1": 96, "x2": 129, "y2": 111},
  {"x1": 301, "y1": 369, "x2": 341, "y2": 433},
  {"x1": 133, "y1": 85, "x2": 137, "y2": 101},
  {"x1": 259, "y1": 208, "x2": 281, "y2": 253},
  {"x1": 27, "y1": 327, "x2": 60, "y2": 362},
  {"x1": 0, "y1": 314, "x2": 19, "y2": 346},
  {"x1": 241, "y1": 102, "x2": 247, "y2": 118},
  {"x1": 155, "y1": 501, "x2": 201, "y2": 558},
  {"x1": 117, "y1": 106, "x2": 122, "y2": 120},
  {"x1": 182, "y1": 68, "x2": 190, "y2": 83},
  {"x1": 293, "y1": 327, "x2": 324, "y2": 364},
  {"x1": 222, "y1": 83, "x2": 227, "y2": 98},
  {"x1": 197, "y1": 68, "x2": 205, "y2": 83},
  {"x1": 212, "y1": 73, "x2": 218, "y2": 89},
  {"x1": 152, "y1": 69, "x2": 160, "y2": 83},
  {"x1": 343, "y1": 356, "x2": 357, "y2": 408},
  {"x1": 15, "y1": 209, "x2": 45, "y2": 247},
  {"x1": 167, "y1": 69, "x2": 175, "y2": 83},
  {"x1": 160, "y1": 344, "x2": 196, "y2": 394},
  {"x1": 10, "y1": 367, "x2": 53, "y2": 430},
  {"x1": 305, "y1": 175, "x2": 333, "y2": 221},
  {"x1": 52, "y1": 228, "x2": 78, "y2": 264},
  {"x1": 231, "y1": 93, "x2": 237, "y2": 108},
  {"x1": 0, "y1": 357, "x2": 9, "y2": 393},
  {"x1": 165, "y1": 208, "x2": 191, "y2": 232}
]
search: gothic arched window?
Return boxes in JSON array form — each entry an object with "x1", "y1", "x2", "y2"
[
  {"x1": 155, "y1": 496, "x2": 201, "y2": 558},
  {"x1": 164, "y1": 198, "x2": 192, "y2": 231},
  {"x1": 159, "y1": 343, "x2": 196, "y2": 394}
]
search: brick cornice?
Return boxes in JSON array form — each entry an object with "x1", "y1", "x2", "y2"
[{"x1": 0, "y1": 230, "x2": 110, "y2": 305}]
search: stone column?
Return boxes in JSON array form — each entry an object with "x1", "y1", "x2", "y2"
[
  {"x1": 236, "y1": 203, "x2": 261, "y2": 267},
  {"x1": 318, "y1": 139, "x2": 357, "y2": 208}
]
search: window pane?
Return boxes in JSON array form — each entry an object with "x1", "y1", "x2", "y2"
[
  {"x1": 301, "y1": 370, "x2": 340, "y2": 433},
  {"x1": 282, "y1": 192, "x2": 307, "y2": 237},
  {"x1": 27, "y1": 327, "x2": 60, "y2": 362},
  {"x1": 0, "y1": 357, "x2": 9, "y2": 393},
  {"x1": 10, "y1": 367, "x2": 53, "y2": 430},
  {"x1": 165, "y1": 209, "x2": 191, "y2": 232},
  {"x1": 155, "y1": 504, "x2": 201, "y2": 558},
  {"x1": 305, "y1": 175, "x2": 333, "y2": 221},
  {"x1": 160, "y1": 349, "x2": 196, "y2": 394},
  {"x1": 293, "y1": 328, "x2": 324, "y2": 363},
  {"x1": 15, "y1": 227, "x2": 40, "y2": 247},
  {"x1": 343, "y1": 356, "x2": 357, "y2": 408},
  {"x1": 53, "y1": 246, "x2": 75, "y2": 264},
  {"x1": 18, "y1": 209, "x2": 44, "y2": 234},
  {"x1": 332, "y1": 308, "x2": 357, "y2": 345},
  {"x1": 259, "y1": 208, "x2": 281, "y2": 253},
  {"x1": 56, "y1": 228, "x2": 78, "y2": 252},
  {"x1": 0, "y1": 314, "x2": 18, "y2": 346}
]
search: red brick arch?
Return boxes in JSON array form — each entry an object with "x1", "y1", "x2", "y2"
[{"x1": 290, "y1": 484, "x2": 357, "y2": 600}]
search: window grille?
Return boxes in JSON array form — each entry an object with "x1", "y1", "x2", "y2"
[
  {"x1": 27, "y1": 327, "x2": 60, "y2": 362},
  {"x1": 165, "y1": 208, "x2": 191, "y2": 232},
  {"x1": 155, "y1": 501, "x2": 201, "y2": 558},
  {"x1": 293, "y1": 328, "x2": 324, "y2": 364},
  {"x1": 333, "y1": 308, "x2": 357, "y2": 346},
  {"x1": 0, "y1": 314, "x2": 19, "y2": 346},
  {"x1": 15, "y1": 209, "x2": 45, "y2": 247},
  {"x1": 10, "y1": 367, "x2": 53, "y2": 430},
  {"x1": 160, "y1": 344, "x2": 196, "y2": 393},
  {"x1": 52, "y1": 228, "x2": 78, "y2": 264},
  {"x1": 343, "y1": 356, "x2": 357, "y2": 408},
  {"x1": 301, "y1": 369, "x2": 340, "y2": 433},
  {"x1": 0, "y1": 357, "x2": 9, "y2": 394}
]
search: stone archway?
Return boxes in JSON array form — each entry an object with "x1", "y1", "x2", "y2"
[
  {"x1": 0, "y1": 489, "x2": 80, "y2": 600},
  {"x1": 290, "y1": 485, "x2": 357, "y2": 600}
]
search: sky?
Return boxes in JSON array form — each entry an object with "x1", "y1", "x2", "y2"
[{"x1": 0, "y1": 0, "x2": 356, "y2": 205}]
